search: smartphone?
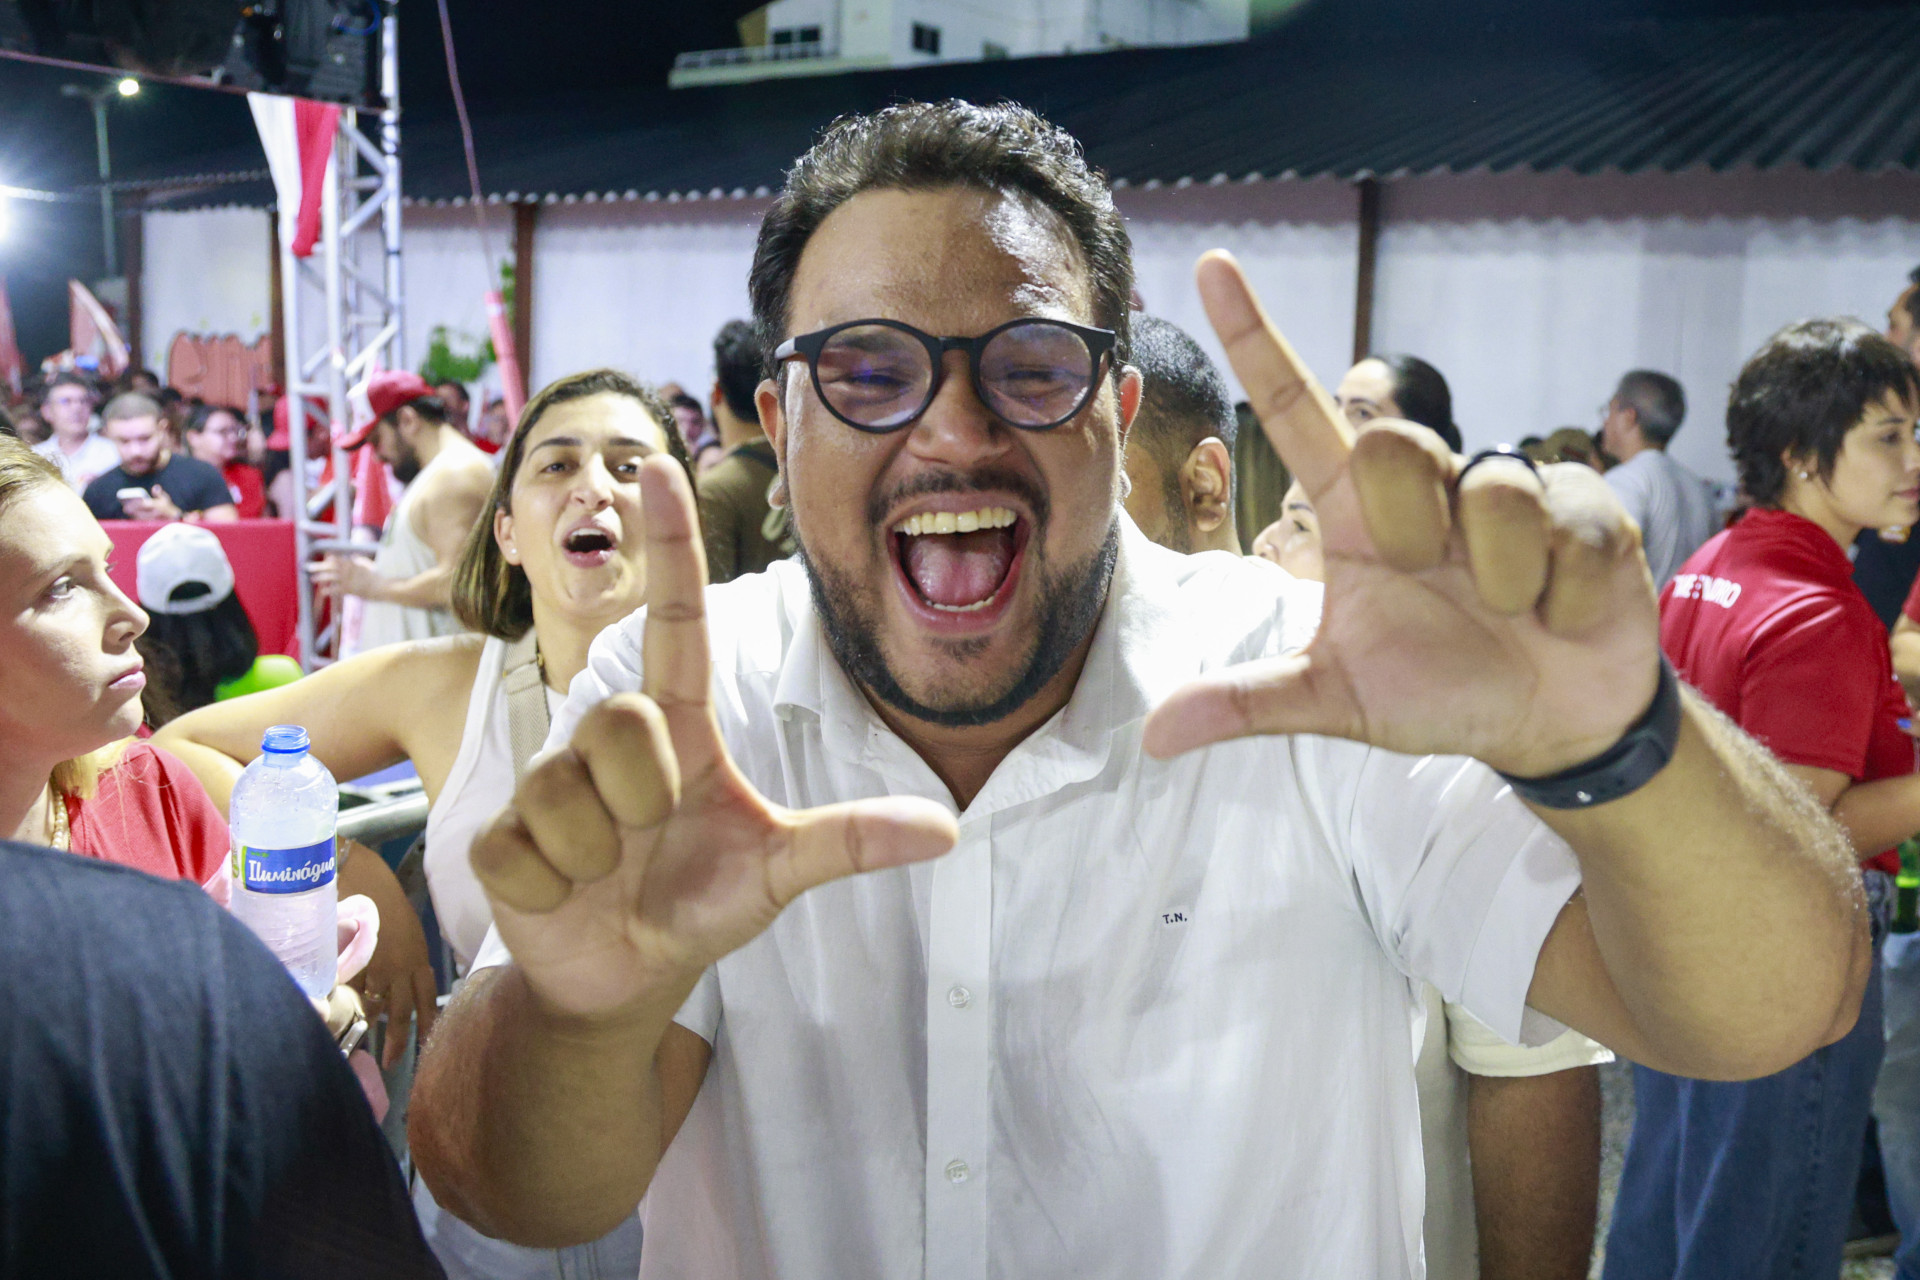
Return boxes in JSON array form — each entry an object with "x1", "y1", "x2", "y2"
[{"x1": 116, "y1": 487, "x2": 148, "y2": 504}]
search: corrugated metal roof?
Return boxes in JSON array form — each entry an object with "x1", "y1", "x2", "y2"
[{"x1": 139, "y1": 6, "x2": 1920, "y2": 210}]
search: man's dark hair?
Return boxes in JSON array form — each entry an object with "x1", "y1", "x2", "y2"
[
  {"x1": 40, "y1": 370, "x2": 92, "y2": 406},
  {"x1": 749, "y1": 99, "x2": 1133, "y2": 371},
  {"x1": 1614, "y1": 370, "x2": 1687, "y2": 448},
  {"x1": 713, "y1": 319, "x2": 763, "y2": 423},
  {"x1": 1129, "y1": 315, "x2": 1236, "y2": 528},
  {"x1": 1371, "y1": 354, "x2": 1460, "y2": 452},
  {"x1": 388, "y1": 394, "x2": 448, "y2": 428},
  {"x1": 1730, "y1": 318, "x2": 1920, "y2": 507}
]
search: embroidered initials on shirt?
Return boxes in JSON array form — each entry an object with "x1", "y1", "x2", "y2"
[
  {"x1": 1161, "y1": 911, "x2": 1189, "y2": 925},
  {"x1": 1670, "y1": 573, "x2": 1743, "y2": 608}
]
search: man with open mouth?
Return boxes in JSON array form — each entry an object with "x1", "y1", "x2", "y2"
[{"x1": 413, "y1": 101, "x2": 1873, "y2": 1280}]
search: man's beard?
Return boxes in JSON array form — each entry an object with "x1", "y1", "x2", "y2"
[
  {"x1": 794, "y1": 497, "x2": 1120, "y2": 730},
  {"x1": 391, "y1": 442, "x2": 422, "y2": 485}
]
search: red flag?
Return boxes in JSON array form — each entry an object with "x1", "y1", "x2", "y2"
[
  {"x1": 291, "y1": 100, "x2": 341, "y2": 259},
  {"x1": 0, "y1": 275, "x2": 22, "y2": 395}
]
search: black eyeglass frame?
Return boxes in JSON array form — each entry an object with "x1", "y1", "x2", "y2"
[{"x1": 773, "y1": 316, "x2": 1119, "y2": 434}]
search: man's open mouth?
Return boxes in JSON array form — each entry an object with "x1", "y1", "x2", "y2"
[
  {"x1": 562, "y1": 524, "x2": 618, "y2": 568},
  {"x1": 891, "y1": 505, "x2": 1027, "y2": 614}
]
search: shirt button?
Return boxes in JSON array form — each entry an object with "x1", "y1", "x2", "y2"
[
  {"x1": 946, "y1": 1159, "x2": 970, "y2": 1184},
  {"x1": 947, "y1": 985, "x2": 972, "y2": 1009}
]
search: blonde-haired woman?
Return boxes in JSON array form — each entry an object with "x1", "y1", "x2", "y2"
[
  {"x1": 0, "y1": 435, "x2": 227, "y2": 891},
  {"x1": 158, "y1": 368, "x2": 690, "y2": 1278}
]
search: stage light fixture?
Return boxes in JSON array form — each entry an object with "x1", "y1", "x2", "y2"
[{"x1": 1, "y1": 0, "x2": 386, "y2": 107}]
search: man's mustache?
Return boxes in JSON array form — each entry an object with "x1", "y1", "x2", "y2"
[{"x1": 866, "y1": 469, "x2": 1050, "y2": 531}]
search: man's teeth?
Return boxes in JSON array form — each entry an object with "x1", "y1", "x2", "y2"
[{"x1": 892, "y1": 507, "x2": 1018, "y2": 536}]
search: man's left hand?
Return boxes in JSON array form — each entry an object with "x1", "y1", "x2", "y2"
[
  {"x1": 311, "y1": 553, "x2": 384, "y2": 602},
  {"x1": 1146, "y1": 251, "x2": 1660, "y2": 778},
  {"x1": 124, "y1": 485, "x2": 182, "y2": 522}
]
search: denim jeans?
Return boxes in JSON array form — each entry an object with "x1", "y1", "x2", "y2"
[
  {"x1": 1603, "y1": 877, "x2": 1889, "y2": 1280},
  {"x1": 1875, "y1": 929, "x2": 1920, "y2": 1280}
]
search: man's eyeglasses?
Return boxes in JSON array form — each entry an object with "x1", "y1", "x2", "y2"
[{"x1": 773, "y1": 317, "x2": 1117, "y2": 433}]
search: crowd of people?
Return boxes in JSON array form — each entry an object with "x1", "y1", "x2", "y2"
[{"x1": 1, "y1": 96, "x2": 1918, "y2": 1280}]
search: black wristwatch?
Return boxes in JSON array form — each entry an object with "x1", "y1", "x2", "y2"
[{"x1": 1496, "y1": 660, "x2": 1683, "y2": 809}]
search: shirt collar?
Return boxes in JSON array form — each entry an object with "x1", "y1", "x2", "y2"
[
  {"x1": 1735, "y1": 507, "x2": 1856, "y2": 583},
  {"x1": 769, "y1": 514, "x2": 1212, "y2": 814}
]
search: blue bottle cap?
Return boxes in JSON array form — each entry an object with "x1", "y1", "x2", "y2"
[{"x1": 261, "y1": 724, "x2": 311, "y2": 754}]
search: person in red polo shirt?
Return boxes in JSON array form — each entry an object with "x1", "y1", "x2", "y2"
[{"x1": 1605, "y1": 318, "x2": 1920, "y2": 1280}]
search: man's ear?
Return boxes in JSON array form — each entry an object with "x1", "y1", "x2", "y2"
[
  {"x1": 756, "y1": 376, "x2": 788, "y2": 507},
  {"x1": 1181, "y1": 437, "x2": 1233, "y2": 533},
  {"x1": 1115, "y1": 365, "x2": 1144, "y2": 453}
]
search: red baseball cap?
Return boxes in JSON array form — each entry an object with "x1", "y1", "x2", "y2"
[
  {"x1": 337, "y1": 369, "x2": 436, "y2": 450},
  {"x1": 267, "y1": 395, "x2": 327, "y2": 450}
]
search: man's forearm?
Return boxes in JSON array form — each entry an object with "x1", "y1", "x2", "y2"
[
  {"x1": 367, "y1": 561, "x2": 454, "y2": 609},
  {"x1": 409, "y1": 964, "x2": 684, "y2": 1247},
  {"x1": 1832, "y1": 772, "x2": 1920, "y2": 856},
  {"x1": 1537, "y1": 691, "x2": 1867, "y2": 1077},
  {"x1": 1468, "y1": 1068, "x2": 1600, "y2": 1280}
]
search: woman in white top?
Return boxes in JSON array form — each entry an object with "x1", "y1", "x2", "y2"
[{"x1": 156, "y1": 369, "x2": 690, "y2": 1276}]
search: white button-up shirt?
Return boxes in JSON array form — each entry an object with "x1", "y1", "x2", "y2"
[{"x1": 476, "y1": 519, "x2": 1582, "y2": 1280}]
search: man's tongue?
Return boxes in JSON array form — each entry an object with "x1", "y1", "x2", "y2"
[{"x1": 904, "y1": 529, "x2": 1015, "y2": 608}]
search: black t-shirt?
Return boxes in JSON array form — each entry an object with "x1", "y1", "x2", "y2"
[
  {"x1": 0, "y1": 841, "x2": 444, "y2": 1279},
  {"x1": 83, "y1": 454, "x2": 235, "y2": 519}
]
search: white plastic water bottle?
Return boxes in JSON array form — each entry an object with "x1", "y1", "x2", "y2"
[{"x1": 228, "y1": 725, "x2": 338, "y2": 997}]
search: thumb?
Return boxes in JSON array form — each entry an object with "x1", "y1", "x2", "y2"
[
  {"x1": 771, "y1": 795, "x2": 958, "y2": 905},
  {"x1": 1143, "y1": 652, "x2": 1357, "y2": 759}
]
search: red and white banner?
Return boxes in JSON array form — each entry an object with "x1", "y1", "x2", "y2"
[
  {"x1": 248, "y1": 94, "x2": 341, "y2": 260},
  {"x1": 69, "y1": 279, "x2": 129, "y2": 377}
]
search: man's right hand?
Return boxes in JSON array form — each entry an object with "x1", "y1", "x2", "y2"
[{"x1": 469, "y1": 456, "x2": 958, "y2": 1022}]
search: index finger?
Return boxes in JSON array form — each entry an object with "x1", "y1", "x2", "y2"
[
  {"x1": 1194, "y1": 250, "x2": 1353, "y2": 495},
  {"x1": 640, "y1": 455, "x2": 713, "y2": 713}
]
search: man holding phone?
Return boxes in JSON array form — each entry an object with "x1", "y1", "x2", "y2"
[{"x1": 82, "y1": 393, "x2": 237, "y2": 523}]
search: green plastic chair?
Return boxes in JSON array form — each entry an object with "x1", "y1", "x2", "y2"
[{"x1": 215, "y1": 654, "x2": 304, "y2": 701}]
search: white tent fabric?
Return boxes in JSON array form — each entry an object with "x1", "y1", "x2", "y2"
[{"x1": 147, "y1": 167, "x2": 1920, "y2": 487}]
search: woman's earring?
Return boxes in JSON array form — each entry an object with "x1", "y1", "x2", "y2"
[{"x1": 1797, "y1": 469, "x2": 1811, "y2": 480}]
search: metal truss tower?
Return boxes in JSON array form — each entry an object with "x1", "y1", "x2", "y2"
[{"x1": 273, "y1": 7, "x2": 404, "y2": 669}]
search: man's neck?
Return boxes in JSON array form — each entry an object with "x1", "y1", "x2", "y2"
[
  {"x1": 712, "y1": 405, "x2": 766, "y2": 453},
  {"x1": 1193, "y1": 521, "x2": 1242, "y2": 556},
  {"x1": 1614, "y1": 436, "x2": 1657, "y2": 464},
  {"x1": 412, "y1": 423, "x2": 453, "y2": 471},
  {"x1": 863, "y1": 629, "x2": 1098, "y2": 811}
]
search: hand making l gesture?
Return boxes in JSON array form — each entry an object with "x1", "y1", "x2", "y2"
[
  {"x1": 1146, "y1": 252, "x2": 1663, "y2": 778},
  {"x1": 468, "y1": 459, "x2": 958, "y2": 1021}
]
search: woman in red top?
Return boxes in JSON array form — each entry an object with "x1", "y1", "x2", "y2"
[
  {"x1": 1607, "y1": 318, "x2": 1920, "y2": 1280},
  {"x1": 184, "y1": 404, "x2": 267, "y2": 520},
  {"x1": 0, "y1": 434, "x2": 229, "y2": 892}
]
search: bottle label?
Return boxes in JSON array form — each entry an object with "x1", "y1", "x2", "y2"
[{"x1": 232, "y1": 836, "x2": 336, "y2": 894}]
